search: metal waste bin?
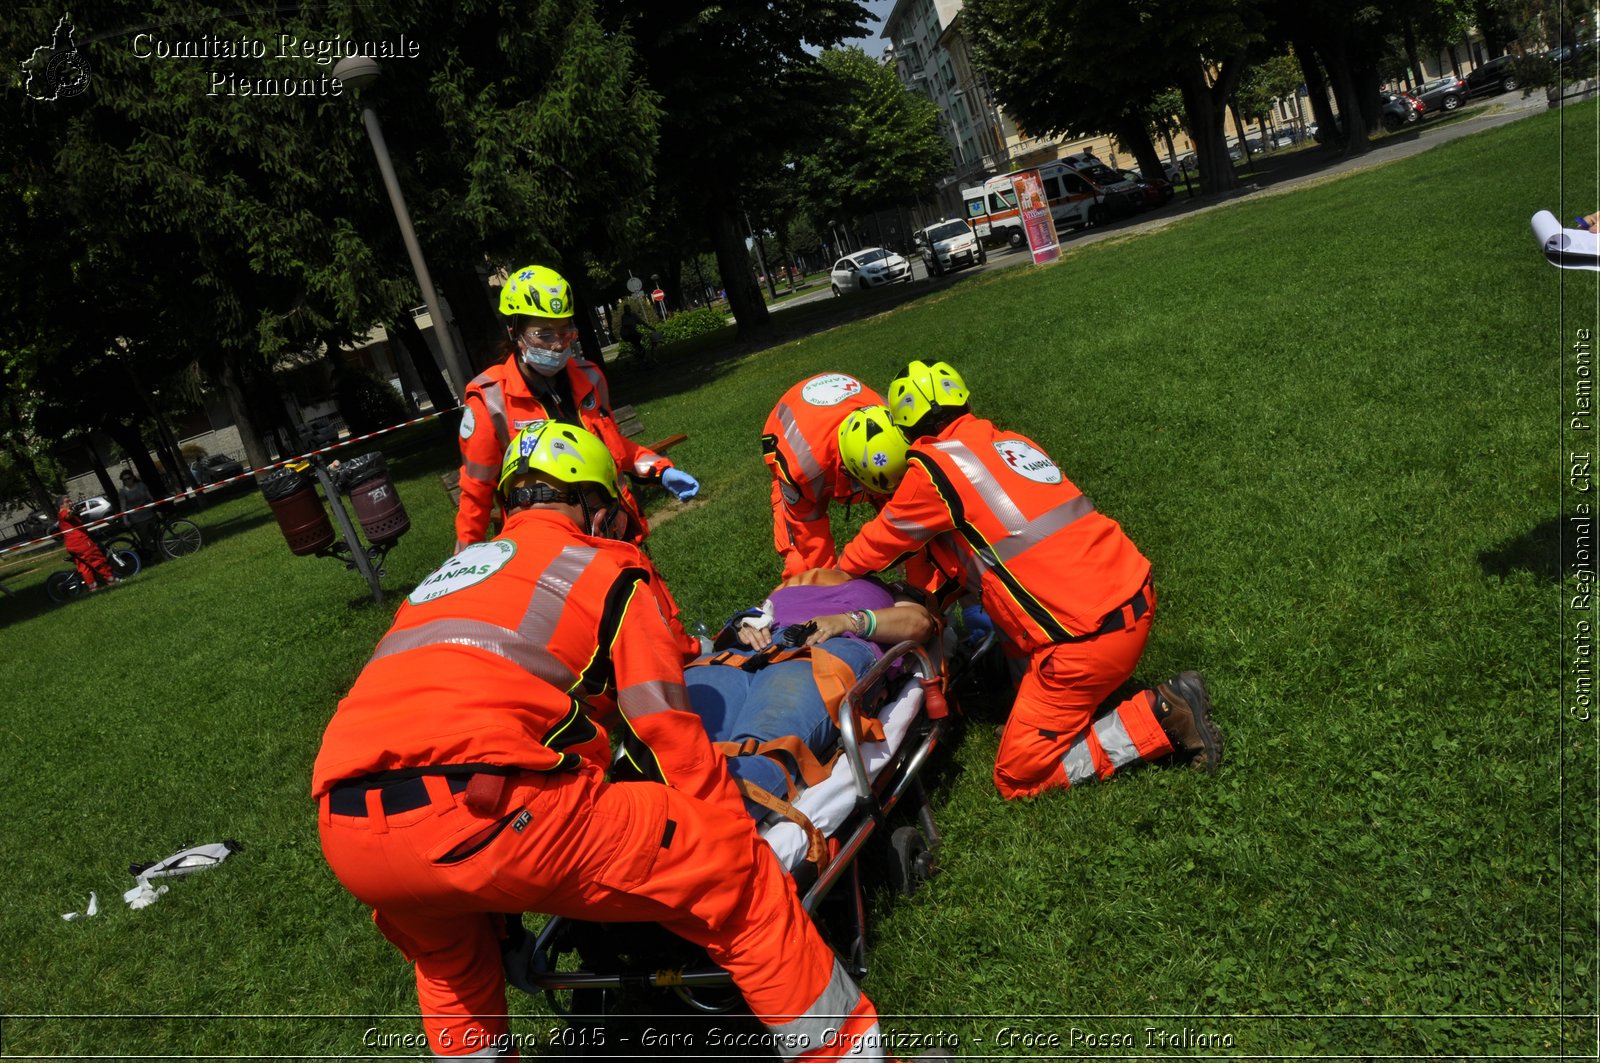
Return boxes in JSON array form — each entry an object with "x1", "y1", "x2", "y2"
[
  {"x1": 336, "y1": 452, "x2": 410, "y2": 545},
  {"x1": 261, "y1": 467, "x2": 335, "y2": 555}
]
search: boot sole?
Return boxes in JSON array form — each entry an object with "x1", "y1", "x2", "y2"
[{"x1": 1169, "y1": 671, "x2": 1223, "y2": 772}]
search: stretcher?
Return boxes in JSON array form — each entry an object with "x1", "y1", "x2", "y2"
[{"x1": 501, "y1": 634, "x2": 962, "y2": 1027}]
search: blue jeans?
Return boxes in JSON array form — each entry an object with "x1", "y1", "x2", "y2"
[{"x1": 686, "y1": 637, "x2": 879, "y2": 817}]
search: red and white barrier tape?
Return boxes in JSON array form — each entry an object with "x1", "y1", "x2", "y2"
[{"x1": 0, "y1": 405, "x2": 460, "y2": 564}]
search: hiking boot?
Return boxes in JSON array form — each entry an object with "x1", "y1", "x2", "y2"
[{"x1": 1153, "y1": 671, "x2": 1222, "y2": 772}]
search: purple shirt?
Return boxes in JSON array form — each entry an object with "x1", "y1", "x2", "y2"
[{"x1": 766, "y1": 580, "x2": 896, "y2": 659}]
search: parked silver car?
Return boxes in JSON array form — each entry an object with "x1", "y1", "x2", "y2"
[{"x1": 915, "y1": 219, "x2": 986, "y2": 276}]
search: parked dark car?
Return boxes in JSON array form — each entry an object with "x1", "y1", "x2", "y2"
[
  {"x1": 190, "y1": 453, "x2": 246, "y2": 485},
  {"x1": 1465, "y1": 54, "x2": 1522, "y2": 96},
  {"x1": 1121, "y1": 169, "x2": 1174, "y2": 206},
  {"x1": 1380, "y1": 91, "x2": 1425, "y2": 131},
  {"x1": 1412, "y1": 75, "x2": 1469, "y2": 113}
]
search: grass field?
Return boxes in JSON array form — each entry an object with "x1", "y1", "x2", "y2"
[{"x1": 2, "y1": 102, "x2": 1596, "y2": 1059}]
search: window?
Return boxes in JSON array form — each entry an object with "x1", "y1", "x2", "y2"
[
  {"x1": 1043, "y1": 175, "x2": 1063, "y2": 199},
  {"x1": 966, "y1": 198, "x2": 986, "y2": 220},
  {"x1": 990, "y1": 190, "x2": 1018, "y2": 211}
]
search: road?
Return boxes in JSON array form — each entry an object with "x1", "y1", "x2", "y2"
[{"x1": 771, "y1": 85, "x2": 1550, "y2": 314}]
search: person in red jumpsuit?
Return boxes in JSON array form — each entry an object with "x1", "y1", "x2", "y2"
[
  {"x1": 57, "y1": 496, "x2": 116, "y2": 591},
  {"x1": 316, "y1": 422, "x2": 942, "y2": 1062},
  {"x1": 834, "y1": 362, "x2": 1223, "y2": 799},
  {"x1": 761, "y1": 372, "x2": 884, "y2": 578},
  {"x1": 453, "y1": 263, "x2": 698, "y2": 553}
]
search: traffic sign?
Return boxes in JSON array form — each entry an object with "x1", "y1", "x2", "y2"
[{"x1": 651, "y1": 289, "x2": 665, "y2": 303}]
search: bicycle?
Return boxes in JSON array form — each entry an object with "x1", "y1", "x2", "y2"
[
  {"x1": 46, "y1": 547, "x2": 141, "y2": 603},
  {"x1": 103, "y1": 513, "x2": 204, "y2": 563}
]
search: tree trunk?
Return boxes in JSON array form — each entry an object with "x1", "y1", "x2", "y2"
[
  {"x1": 1401, "y1": 17, "x2": 1425, "y2": 84},
  {"x1": 1175, "y1": 60, "x2": 1241, "y2": 196},
  {"x1": 104, "y1": 421, "x2": 165, "y2": 498},
  {"x1": 390, "y1": 310, "x2": 458, "y2": 413},
  {"x1": 437, "y1": 263, "x2": 499, "y2": 381},
  {"x1": 1295, "y1": 38, "x2": 1341, "y2": 140},
  {"x1": 83, "y1": 435, "x2": 117, "y2": 502},
  {"x1": 707, "y1": 202, "x2": 771, "y2": 338},
  {"x1": 219, "y1": 351, "x2": 274, "y2": 472},
  {"x1": 1319, "y1": 38, "x2": 1372, "y2": 156},
  {"x1": 1228, "y1": 98, "x2": 1255, "y2": 171},
  {"x1": 1111, "y1": 113, "x2": 1165, "y2": 184}
]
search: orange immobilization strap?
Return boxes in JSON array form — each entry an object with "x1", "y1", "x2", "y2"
[
  {"x1": 716, "y1": 736, "x2": 839, "y2": 797},
  {"x1": 808, "y1": 645, "x2": 886, "y2": 743},
  {"x1": 735, "y1": 779, "x2": 828, "y2": 867}
]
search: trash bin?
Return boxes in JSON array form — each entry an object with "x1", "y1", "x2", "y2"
[
  {"x1": 260, "y1": 467, "x2": 335, "y2": 556},
  {"x1": 336, "y1": 452, "x2": 410, "y2": 545}
]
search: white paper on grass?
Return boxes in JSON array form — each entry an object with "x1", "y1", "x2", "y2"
[
  {"x1": 62, "y1": 891, "x2": 99, "y2": 921},
  {"x1": 1532, "y1": 210, "x2": 1600, "y2": 271},
  {"x1": 122, "y1": 840, "x2": 240, "y2": 910}
]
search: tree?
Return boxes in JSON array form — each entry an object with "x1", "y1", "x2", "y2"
[
  {"x1": 792, "y1": 48, "x2": 950, "y2": 228},
  {"x1": 966, "y1": 0, "x2": 1264, "y2": 195},
  {"x1": 601, "y1": 0, "x2": 872, "y2": 338}
]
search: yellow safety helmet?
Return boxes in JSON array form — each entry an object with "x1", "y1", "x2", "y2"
[
  {"x1": 498, "y1": 420, "x2": 619, "y2": 501},
  {"x1": 837, "y1": 405, "x2": 910, "y2": 495},
  {"x1": 886, "y1": 360, "x2": 970, "y2": 432},
  {"x1": 498, "y1": 264, "x2": 574, "y2": 320}
]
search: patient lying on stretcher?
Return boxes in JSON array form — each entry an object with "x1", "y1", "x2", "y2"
[{"x1": 685, "y1": 569, "x2": 938, "y2": 819}]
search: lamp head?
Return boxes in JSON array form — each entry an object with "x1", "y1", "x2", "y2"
[{"x1": 332, "y1": 56, "x2": 382, "y2": 91}]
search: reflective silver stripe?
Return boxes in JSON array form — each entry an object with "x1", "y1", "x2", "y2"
[
  {"x1": 578, "y1": 362, "x2": 610, "y2": 409},
  {"x1": 886, "y1": 513, "x2": 938, "y2": 543},
  {"x1": 993, "y1": 495, "x2": 1094, "y2": 563},
  {"x1": 1061, "y1": 740, "x2": 1097, "y2": 785},
  {"x1": 631, "y1": 455, "x2": 659, "y2": 476},
  {"x1": 461, "y1": 459, "x2": 498, "y2": 483},
  {"x1": 476, "y1": 379, "x2": 510, "y2": 451},
  {"x1": 933, "y1": 440, "x2": 1026, "y2": 528},
  {"x1": 931, "y1": 440, "x2": 1094, "y2": 564},
  {"x1": 369, "y1": 618, "x2": 575, "y2": 688},
  {"x1": 517, "y1": 546, "x2": 597, "y2": 658},
  {"x1": 770, "y1": 959, "x2": 864, "y2": 1061},
  {"x1": 774, "y1": 403, "x2": 825, "y2": 493},
  {"x1": 1093, "y1": 713, "x2": 1141, "y2": 769},
  {"x1": 617, "y1": 678, "x2": 692, "y2": 718}
]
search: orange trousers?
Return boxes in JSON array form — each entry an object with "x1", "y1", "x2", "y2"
[
  {"x1": 68, "y1": 546, "x2": 114, "y2": 587},
  {"x1": 993, "y1": 600, "x2": 1173, "y2": 799},
  {"x1": 319, "y1": 764, "x2": 884, "y2": 1059}
]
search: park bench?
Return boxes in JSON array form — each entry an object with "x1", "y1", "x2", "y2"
[{"x1": 441, "y1": 404, "x2": 688, "y2": 508}]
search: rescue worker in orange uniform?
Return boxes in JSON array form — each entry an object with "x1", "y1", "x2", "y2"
[
  {"x1": 762, "y1": 372, "x2": 885, "y2": 577},
  {"x1": 315, "y1": 422, "x2": 925, "y2": 1062},
  {"x1": 453, "y1": 264, "x2": 698, "y2": 553},
  {"x1": 57, "y1": 496, "x2": 116, "y2": 591},
  {"x1": 834, "y1": 363, "x2": 1222, "y2": 799}
]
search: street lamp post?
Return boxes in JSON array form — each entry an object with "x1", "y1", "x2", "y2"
[{"x1": 332, "y1": 56, "x2": 470, "y2": 402}]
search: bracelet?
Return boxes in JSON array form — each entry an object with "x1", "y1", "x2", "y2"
[
  {"x1": 847, "y1": 610, "x2": 866, "y2": 635},
  {"x1": 862, "y1": 609, "x2": 877, "y2": 638}
]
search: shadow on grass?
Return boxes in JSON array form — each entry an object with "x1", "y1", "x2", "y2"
[{"x1": 1478, "y1": 516, "x2": 1567, "y2": 582}]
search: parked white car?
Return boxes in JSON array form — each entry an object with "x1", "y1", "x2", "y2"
[
  {"x1": 830, "y1": 248, "x2": 912, "y2": 295},
  {"x1": 915, "y1": 219, "x2": 986, "y2": 276}
]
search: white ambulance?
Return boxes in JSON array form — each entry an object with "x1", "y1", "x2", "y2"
[{"x1": 962, "y1": 162, "x2": 1102, "y2": 249}]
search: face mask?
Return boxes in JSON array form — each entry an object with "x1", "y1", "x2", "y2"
[{"x1": 518, "y1": 341, "x2": 575, "y2": 377}]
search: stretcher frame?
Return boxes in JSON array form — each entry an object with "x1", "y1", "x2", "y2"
[{"x1": 502, "y1": 637, "x2": 953, "y2": 1015}]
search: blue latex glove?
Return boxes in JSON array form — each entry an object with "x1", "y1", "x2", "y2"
[
  {"x1": 961, "y1": 603, "x2": 995, "y2": 646},
  {"x1": 661, "y1": 467, "x2": 699, "y2": 501}
]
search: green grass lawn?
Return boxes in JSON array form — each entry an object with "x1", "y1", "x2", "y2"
[{"x1": 3, "y1": 103, "x2": 1595, "y2": 1058}]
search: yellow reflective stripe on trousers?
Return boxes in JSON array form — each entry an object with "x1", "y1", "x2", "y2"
[{"x1": 769, "y1": 959, "x2": 865, "y2": 1060}]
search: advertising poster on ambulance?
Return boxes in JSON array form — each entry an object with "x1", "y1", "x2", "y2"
[{"x1": 1009, "y1": 169, "x2": 1061, "y2": 265}]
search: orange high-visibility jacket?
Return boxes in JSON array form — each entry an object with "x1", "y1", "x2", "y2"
[
  {"x1": 760, "y1": 373, "x2": 884, "y2": 575},
  {"x1": 313, "y1": 507, "x2": 743, "y2": 818},
  {"x1": 455, "y1": 355, "x2": 672, "y2": 549},
  {"x1": 838, "y1": 413, "x2": 1150, "y2": 654}
]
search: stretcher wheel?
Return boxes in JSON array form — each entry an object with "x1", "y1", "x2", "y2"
[{"x1": 888, "y1": 825, "x2": 938, "y2": 896}]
